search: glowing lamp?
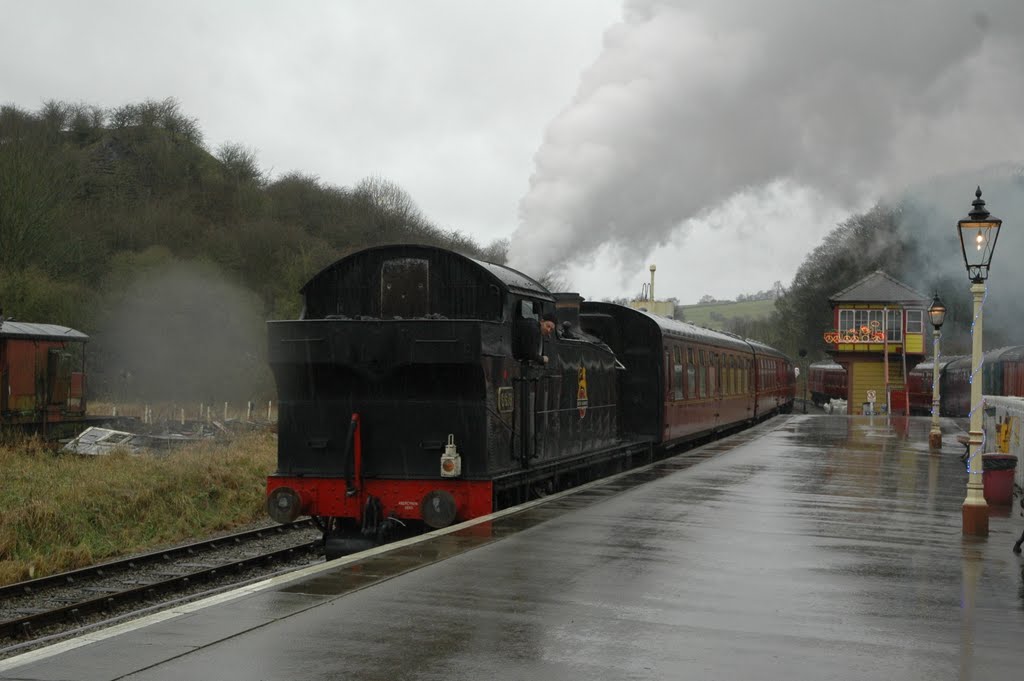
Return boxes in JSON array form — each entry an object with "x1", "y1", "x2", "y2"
[
  {"x1": 957, "y1": 187, "x2": 1002, "y2": 283},
  {"x1": 927, "y1": 294, "x2": 946, "y2": 331}
]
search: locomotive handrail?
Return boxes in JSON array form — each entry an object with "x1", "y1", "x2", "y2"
[{"x1": 340, "y1": 414, "x2": 360, "y2": 495}]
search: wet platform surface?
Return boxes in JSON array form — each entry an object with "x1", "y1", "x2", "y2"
[{"x1": 4, "y1": 414, "x2": 1024, "y2": 680}]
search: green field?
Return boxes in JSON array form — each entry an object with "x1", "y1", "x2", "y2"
[{"x1": 677, "y1": 299, "x2": 776, "y2": 329}]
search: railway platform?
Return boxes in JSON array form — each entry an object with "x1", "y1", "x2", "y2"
[{"x1": 3, "y1": 414, "x2": 1024, "y2": 680}]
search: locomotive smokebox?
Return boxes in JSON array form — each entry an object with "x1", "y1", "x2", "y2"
[{"x1": 267, "y1": 487, "x2": 304, "y2": 524}]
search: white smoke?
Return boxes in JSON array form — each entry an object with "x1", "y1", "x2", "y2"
[{"x1": 509, "y1": 0, "x2": 1024, "y2": 279}]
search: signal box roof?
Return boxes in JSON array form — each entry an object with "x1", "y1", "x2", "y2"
[
  {"x1": 829, "y1": 270, "x2": 929, "y2": 305},
  {"x1": 0, "y1": 321, "x2": 88, "y2": 342}
]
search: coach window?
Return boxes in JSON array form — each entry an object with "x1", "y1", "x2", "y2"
[
  {"x1": 721, "y1": 356, "x2": 728, "y2": 396},
  {"x1": 722, "y1": 356, "x2": 728, "y2": 396},
  {"x1": 711, "y1": 353, "x2": 719, "y2": 398},
  {"x1": 673, "y1": 347, "x2": 683, "y2": 400},
  {"x1": 665, "y1": 349, "x2": 672, "y2": 397},
  {"x1": 724, "y1": 356, "x2": 730, "y2": 396},
  {"x1": 699, "y1": 350, "x2": 707, "y2": 399},
  {"x1": 687, "y1": 348, "x2": 696, "y2": 398}
]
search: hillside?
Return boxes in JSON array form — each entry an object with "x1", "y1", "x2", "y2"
[
  {"x1": 677, "y1": 299, "x2": 776, "y2": 330},
  {"x1": 0, "y1": 98, "x2": 508, "y2": 402}
]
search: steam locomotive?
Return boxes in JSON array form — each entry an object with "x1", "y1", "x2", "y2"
[{"x1": 265, "y1": 245, "x2": 795, "y2": 556}]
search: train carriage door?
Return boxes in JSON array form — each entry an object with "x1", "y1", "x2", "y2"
[
  {"x1": 512, "y1": 299, "x2": 545, "y2": 466},
  {"x1": 47, "y1": 348, "x2": 72, "y2": 407}
]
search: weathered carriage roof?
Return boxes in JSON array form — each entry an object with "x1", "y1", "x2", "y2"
[
  {"x1": 586, "y1": 302, "x2": 790, "y2": 359},
  {"x1": 911, "y1": 355, "x2": 965, "y2": 373},
  {"x1": 829, "y1": 270, "x2": 929, "y2": 305},
  {"x1": 945, "y1": 346, "x2": 1024, "y2": 371},
  {"x1": 0, "y1": 321, "x2": 88, "y2": 342},
  {"x1": 986, "y1": 345, "x2": 1024, "y2": 363}
]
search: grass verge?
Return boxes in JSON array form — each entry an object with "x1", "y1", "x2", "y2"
[{"x1": 0, "y1": 431, "x2": 276, "y2": 586}]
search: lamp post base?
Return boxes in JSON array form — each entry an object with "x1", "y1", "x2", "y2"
[
  {"x1": 962, "y1": 502, "x2": 989, "y2": 536},
  {"x1": 928, "y1": 431, "x2": 942, "y2": 449}
]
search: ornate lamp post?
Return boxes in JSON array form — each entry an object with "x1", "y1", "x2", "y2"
[
  {"x1": 957, "y1": 187, "x2": 1002, "y2": 537},
  {"x1": 927, "y1": 294, "x2": 946, "y2": 449}
]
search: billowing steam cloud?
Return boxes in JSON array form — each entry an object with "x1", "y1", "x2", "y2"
[{"x1": 509, "y1": 0, "x2": 1024, "y2": 277}]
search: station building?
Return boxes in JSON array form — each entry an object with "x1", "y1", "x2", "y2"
[{"x1": 825, "y1": 271, "x2": 930, "y2": 415}]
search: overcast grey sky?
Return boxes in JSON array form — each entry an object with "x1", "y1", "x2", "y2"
[{"x1": 3, "y1": 1, "x2": 1023, "y2": 304}]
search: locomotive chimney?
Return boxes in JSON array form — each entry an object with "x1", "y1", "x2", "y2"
[
  {"x1": 649, "y1": 265, "x2": 656, "y2": 302},
  {"x1": 553, "y1": 292, "x2": 583, "y2": 331}
]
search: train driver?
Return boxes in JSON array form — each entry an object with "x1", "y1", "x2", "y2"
[{"x1": 541, "y1": 313, "x2": 557, "y2": 337}]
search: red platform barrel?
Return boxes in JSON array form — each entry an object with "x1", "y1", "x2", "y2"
[{"x1": 981, "y1": 454, "x2": 1018, "y2": 506}]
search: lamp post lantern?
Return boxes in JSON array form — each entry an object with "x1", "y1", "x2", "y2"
[
  {"x1": 927, "y1": 294, "x2": 946, "y2": 449},
  {"x1": 957, "y1": 187, "x2": 1002, "y2": 537}
]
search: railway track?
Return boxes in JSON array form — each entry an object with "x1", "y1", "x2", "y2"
[{"x1": 0, "y1": 520, "x2": 321, "y2": 649}]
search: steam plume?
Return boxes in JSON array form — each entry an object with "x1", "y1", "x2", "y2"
[{"x1": 509, "y1": 0, "x2": 1024, "y2": 277}]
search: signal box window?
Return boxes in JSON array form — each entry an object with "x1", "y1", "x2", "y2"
[
  {"x1": 886, "y1": 309, "x2": 902, "y2": 342},
  {"x1": 381, "y1": 258, "x2": 429, "y2": 318},
  {"x1": 906, "y1": 309, "x2": 923, "y2": 334}
]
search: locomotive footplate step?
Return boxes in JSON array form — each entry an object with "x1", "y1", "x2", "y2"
[{"x1": 6, "y1": 415, "x2": 1024, "y2": 681}]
